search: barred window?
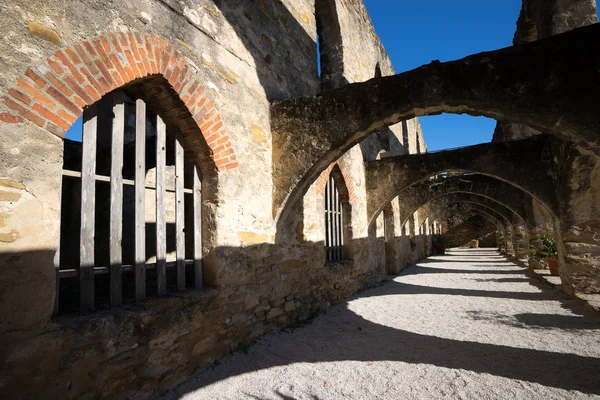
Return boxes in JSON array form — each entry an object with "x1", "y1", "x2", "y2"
[
  {"x1": 324, "y1": 167, "x2": 351, "y2": 263},
  {"x1": 56, "y1": 87, "x2": 203, "y2": 313}
]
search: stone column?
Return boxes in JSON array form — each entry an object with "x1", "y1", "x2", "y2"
[
  {"x1": 512, "y1": 215, "x2": 530, "y2": 260},
  {"x1": 524, "y1": 198, "x2": 556, "y2": 269},
  {"x1": 504, "y1": 221, "x2": 516, "y2": 257},
  {"x1": 558, "y1": 145, "x2": 600, "y2": 294}
]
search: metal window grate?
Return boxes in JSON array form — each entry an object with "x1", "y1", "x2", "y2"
[
  {"x1": 55, "y1": 92, "x2": 203, "y2": 314},
  {"x1": 325, "y1": 174, "x2": 344, "y2": 262}
]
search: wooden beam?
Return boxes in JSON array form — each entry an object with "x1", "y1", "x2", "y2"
[
  {"x1": 80, "y1": 104, "x2": 98, "y2": 312},
  {"x1": 175, "y1": 136, "x2": 185, "y2": 291},
  {"x1": 156, "y1": 115, "x2": 167, "y2": 296},
  {"x1": 110, "y1": 92, "x2": 125, "y2": 306},
  {"x1": 135, "y1": 98, "x2": 146, "y2": 303},
  {"x1": 193, "y1": 165, "x2": 203, "y2": 289}
]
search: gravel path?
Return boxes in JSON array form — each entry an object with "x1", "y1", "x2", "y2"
[{"x1": 158, "y1": 248, "x2": 600, "y2": 400}]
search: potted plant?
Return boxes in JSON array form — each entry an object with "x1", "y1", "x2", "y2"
[
  {"x1": 534, "y1": 234, "x2": 558, "y2": 276},
  {"x1": 470, "y1": 239, "x2": 479, "y2": 248},
  {"x1": 432, "y1": 234, "x2": 447, "y2": 254}
]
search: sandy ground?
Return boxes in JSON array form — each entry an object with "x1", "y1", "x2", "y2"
[{"x1": 157, "y1": 248, "x2": 600, "y2": 400}]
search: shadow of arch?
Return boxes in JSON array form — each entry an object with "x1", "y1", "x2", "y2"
[{"x1": 159, "y1": 276, "x2": 600, "y2": 398}]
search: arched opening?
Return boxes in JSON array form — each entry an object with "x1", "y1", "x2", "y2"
[
  {"x1": 56, "y1": 76, "x2": 212, "y2": 313},
  {"x1": 315, "y1": 0, "x2": 345, "y2": 91},
  {"x1": 324, "y1": 165, "x2": 352, "y2": 262}
]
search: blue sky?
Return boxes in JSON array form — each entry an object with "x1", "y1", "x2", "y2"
[{"x1": 362, "y1": 0, "x2": 523, "y2": 151}]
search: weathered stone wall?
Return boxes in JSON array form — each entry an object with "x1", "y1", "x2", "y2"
[
  {"x1": 0, "y1": 0, "x2": 428, "y2": 398},
  {"x1": 491, "y1": 0, "x2": 600, "y2": 292},
  {"x1": 445, "y1": 215, "x2": 497, "y2": 248}
]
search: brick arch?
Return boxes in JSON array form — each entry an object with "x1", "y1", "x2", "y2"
[
  {"x1": 314, "y1": 160, "x2": 357, "y2": 206},
  {"x1": 1, "y1": 31, "x2": 237, "y2": 172}
]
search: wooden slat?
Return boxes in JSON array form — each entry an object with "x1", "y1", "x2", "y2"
[
  {"x1": 175, "y1": 137, "x2": 185, "y2": 291},
  {"x1": 58, "y1": 260, "x2": 195, "y2": 278},
  {"x1": 334, "y1": 184, "x2": 340, "y2": 261},
  {"x1": 339, "y1": 190, "x2": 344, "y2": 259},
  {"x1": 110, "y1": 92, "x2": 125, "y2": 306},
  {"x1": 54, "y1": 252, "x2": 60, "y2": 314},
  {"x1": 62, "y1": 169, "x2": 192, "y2": 193},
  {"x1": 80, "y1": 104, "x2": 97, "y2": 312},
  {"x1": 331, "y1": 178, "x2": 338, "y2": 261},
  {"x1": 156, "y1": 115, "x2": 167, "y2": 296},
  {"x1": 135, "y1": 99, "x2": 146, "y2": 303},
  {"x1": 330, "y1": 177, "x2": 335, "y2": 260},
  {"x1": 324, "y1": 179, "x2": 330, "y2": 261},
  {"x1": 193, "y1": 165, "x2": 203, "y2": 289}
]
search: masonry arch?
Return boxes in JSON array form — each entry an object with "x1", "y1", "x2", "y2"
[
  {"x1": 3, "y1": 32, "x2": 237, "y2": 173},
  {"x1": 0, "y1": 33, "x2": 247, "y2": 313},
  {"x1": 271, "y1": 25, "x2": 600, "y2": 227},
  {"x1": 364, "y1": 135, "x2": 559, "y2": 226},
  {"x1": 414, "y1": 195, "x2": 526, "y2": 256},
  {"x1": 420, "y1": 202, "x2": 510, "y2": 250},
  {"x1": 371, "y1": 174, "x2": 532, "y2": 230}
]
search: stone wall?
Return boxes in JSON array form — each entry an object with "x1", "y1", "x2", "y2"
[
  {"x1": 0, "y1": 0, "x2": 429, "y2": 398},
  {"x1": 491, "y1": 0, "x2": 600, "y2": 291},
  {"x1": 445, "y1": 215, "x2": 498, "y2": 248}
]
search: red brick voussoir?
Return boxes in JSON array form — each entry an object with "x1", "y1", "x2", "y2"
[{"x1": 2, "y1": 32, "x2": 237, "y2": 172}]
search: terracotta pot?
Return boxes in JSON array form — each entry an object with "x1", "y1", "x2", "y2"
[
  {"x1": 546, "y1": 258, "x2": 559, "y2": 276},
  {"x1": 470, "y1": 240, "x2": 479, "y2": 248}
]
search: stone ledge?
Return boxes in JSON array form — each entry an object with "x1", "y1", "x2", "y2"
[{"x1": 530, "y1": 268, "x2": 600, "y2": 314}]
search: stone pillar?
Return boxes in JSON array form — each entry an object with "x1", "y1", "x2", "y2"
[
  {"x1": 524, "y1": 198, "x2": 556, "y2": 269},
  {"x1": 558, "y1": 145, "x2": 600, "y2": 294},
  {"x1": 512, "y1": 215, "x2": 530, "y2": 260},
  {"x1": 504, "y1": 221, "x2": 516, "y2": 257}
]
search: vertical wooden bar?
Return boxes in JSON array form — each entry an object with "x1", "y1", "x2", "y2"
[
  {"x1": 331, "y1": 180, "x2": 336, "y2": 261},
  {"x1": 80, "y1": 104, "x2": 98, "y2": 312},
  {"x1": 324, "y1": 179, "x2": 330, "y2": 261},
  {"x1": 135, "y1": 99, "x2": 146, "y2": 302},
  {"x1": 54, "y1": 250, "x2": 60, "y2": 314},
  {"x1": 331, "y1": 178, "x2": 338, "y2": 261},
  {"x1": 334, "y1": 185, "x2": 340, "y2": 261},
  {"x1": 339, "y1": 189, "x2": 344, "y2": 259},
  {"x1": 175, "y1": 137, "x2": 185, "y2": 291},
  {"x1": 156, "y1": 115, "x2": 167, "y2": 296},
  {"x1": 330, "y1": 177, "x2": 336, "y2": 260},
  {"x1": 109, "y1": 92, "x2": 125, "y2": 306},
  {"x1": 193, "y1": 165, "x2": 203, "y2": 289}
]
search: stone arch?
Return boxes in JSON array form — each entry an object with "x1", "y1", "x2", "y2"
[
  {"x1": 413, "y1": 194, "x2": 525, "y2": 256},
  {"x1": 272, "y1": 25, "x2": 600, "y2": 226},
  {"x1": 2, "y1": 31, "x2": 237, "y2": 173},
  {"x1": 315, "y1": 161, "x2": 357, "y2": 206},
  {"x1": 420, "y1": 202, "x2": 508, "y2": 243},
  {"x1": 380, "y1": 174, "x2": 530, "y2": 229},
  {"x1": 425, "y1": 207, "x2": 507, "y2": 250},
  {"x1": 365, "y1": 135, "x2": 560, "y2": 226}
]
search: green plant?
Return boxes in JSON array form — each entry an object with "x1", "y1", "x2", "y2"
[{"x1": 534, "y1": 235, "x2": 558, "y2": 259}]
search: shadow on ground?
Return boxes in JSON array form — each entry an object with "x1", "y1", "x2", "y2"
[{"x1": 157, "y1": 249, "x2": 600, "y2": 399}]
